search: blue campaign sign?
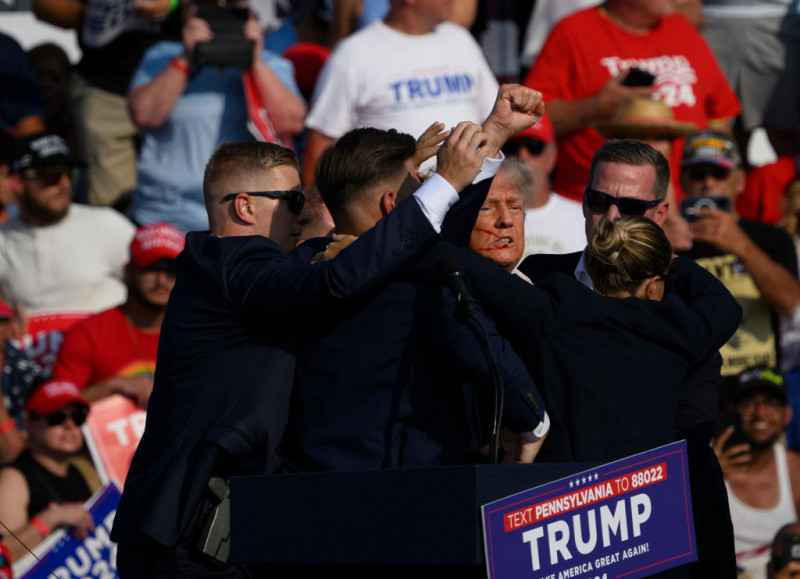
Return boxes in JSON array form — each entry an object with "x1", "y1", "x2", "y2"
[
  {"x1": 482, "y1": 441, "x2": 696, "y2": 579},
  {"x1": 14, "y1": 483, "x2": 121, "y2": 579}
]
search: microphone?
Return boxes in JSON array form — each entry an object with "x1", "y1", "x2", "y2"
[
  {"x1": 439, "y1": 256, "x2": 477, "y2": 316},
  {"x1": 439, "y1": 255, "x2": 504, "y2": 464}
]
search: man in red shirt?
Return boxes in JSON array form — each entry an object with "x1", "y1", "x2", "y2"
[
  {"x1": 525, "y1": 0, "x2": 741, "y2": 202},
  {"x1": 52, "y1": 222, "x2": 184, "y2": 408}
]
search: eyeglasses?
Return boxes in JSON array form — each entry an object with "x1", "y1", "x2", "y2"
[
  {"x1": 220, "y1": 190, "x2": 305, "y2": 215},
  {"x1": 737, "y1": 396, "x2": 784, "y2": 411},
  {"x1": 684, "y1": 165, "x2": 730, "y2": 182},
  {"x1": 584, "y1": 186, "x2": 662, "y2": 216},
  {"x1": 37, "y1": 408, "x2": 89, "y2": 427},
  {"x1": 24, "y1": 166, "x2": 72, "y2": 187},
  {"x1": 502, "y1": 138, "x2": 546, "y2": 157}
]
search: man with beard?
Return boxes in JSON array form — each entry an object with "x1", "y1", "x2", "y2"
[
  {"x1": 52, "y1": 222, "x2": 184, "y2": 409},
  {"x1": 0, "y1": 133, "x2": 134, "y2": 314},
  {"x1": 715, "y1": 367, "x2": 800, "y2": 579},
  {"x1": 0, "y1": 133, "x2": 135, "y2": 372}
]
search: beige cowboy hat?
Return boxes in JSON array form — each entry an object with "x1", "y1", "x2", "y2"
[{"x1": 595, "y1": 97, "x2": 697, "y2": 139}]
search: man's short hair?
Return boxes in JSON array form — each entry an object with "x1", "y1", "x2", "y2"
[
  {"x1": 203, "y1": 142, "x2": 298, "y2": 209},
  {"x1": 496, "y1": 159, "x2": 535, "y2": 207},
  {"x1": 588, "y1": 139, "x2": 670, "y2": 201},
  {"x1": 315, "y1": 127, "x2": 417, "y2": 213}
]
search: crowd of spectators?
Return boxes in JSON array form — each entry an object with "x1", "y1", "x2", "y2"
[{"x1": 1, "y1": 0, "x2": 800, "y2": 577}]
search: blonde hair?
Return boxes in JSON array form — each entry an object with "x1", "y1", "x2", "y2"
[{"x1": 589, "y1": 217, "x2": 672, "y2": 296}]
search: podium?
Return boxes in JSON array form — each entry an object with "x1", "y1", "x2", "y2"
[{"x1": 229, "y1": 463, "x2": 591, "y2": 575}]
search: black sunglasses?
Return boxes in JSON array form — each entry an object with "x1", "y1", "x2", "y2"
[
  {"x1": 220, "y1": 190, "x2": 305, "y2": 215},
  {"x1": 38, "y1": 408, "x2": 89, "y2": 427},
  {"x1": 24, "y1": 166, "x2": 72, "y2": 187},
  {"x1": 685, "y1": 165, "x2": 730, "y2": 182},
  {"x1": 584, "y1": 186, "x2": 661, "y2": 216},
  {"x1": 502, "y1": 138, "x2": 546, "y2": 157}
]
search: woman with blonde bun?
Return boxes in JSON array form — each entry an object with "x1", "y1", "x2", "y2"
[
  {"x1": 430, "y1": 216, "x2": 741, "y2": 462},
  {"x1": 589, "y1": 216, "x2": 673, "y2": 300}
]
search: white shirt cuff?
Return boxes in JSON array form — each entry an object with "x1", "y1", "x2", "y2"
[
  {"x1": 412, "y1": 173, "x2": 458, "y2": 233},
  {"x1": 474, "y1": 151, "x2": 504, "y2": 184},
  {"x1": 413, "y1": 152, "x2": 504, "y2": 233},
  {"x1": 521, "y1": 412, "x2": 550, "y2": 442}
]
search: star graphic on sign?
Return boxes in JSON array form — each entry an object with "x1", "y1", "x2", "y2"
[
  {"x1": 582, "y1": 477, "x2": 586, "y2": 484},
  {"x1": 575, "y1": 478, "x2": 580, "y2": 486},
  {"x1": 569, "y1": 481, "x2": 574, "y2": 488},
  {"x1": 595, "y1": 474, "x2": 599, "y2": 481}
]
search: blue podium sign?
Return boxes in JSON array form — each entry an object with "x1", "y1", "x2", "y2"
[{"x1": 482, "y1": 441, "x2": 696, "y2": 579}]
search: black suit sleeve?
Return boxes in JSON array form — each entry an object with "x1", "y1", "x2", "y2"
[
  {"x1": 226, "y1": 196, "x2": 437, "y2": 318},
  {"x1": 668, "y1": 256, "x2": 742, "y2": 362},
  {"x1": 404, "y1": 241, "x2": 557, "y2": 346},
  {"x1": 439, "y1": 176, "x2": 493, "y2": 246},
  {"x1": 436, "y1": 288, "x2": 547, "y2": 433},
  {"x1": 676, "y1": 353, "x2": 723, "y2": 443},
  {"x1": 517, "y1": 251, "x2": 583, "y2": 283},
  {"x1": 448, "y1": 246, "x2": 558, "y2": 347},
  {"x1": 669, "y1": 257, "x2": 741, "y2": 444}
]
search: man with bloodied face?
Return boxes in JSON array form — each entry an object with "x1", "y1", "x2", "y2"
[
  {"x1": 469, "y1": 161, "x2": 527, "y2": 272},
  {"x1": 280, "y1": 85, "x2": 551, "y2": 472}
]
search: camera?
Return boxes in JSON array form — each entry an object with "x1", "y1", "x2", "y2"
[
  {"x1": 679, "y1": 196, "x2": 732, "y2": 222},
  {"x1": 193, "y1": 3, "x2": 253, "y2": 70},
  {"x1": 621, "y1": 67, "x2": 656, "y2": 87},
  {"x1": 714, "y1": 410, "x2": 747, "y2": 451},
  {"x1": 787, "y1": 534, "x2": 800, "y2": 562},
  {"x1": 774, "y1": 533, "x2": 800, "y2": 571}
]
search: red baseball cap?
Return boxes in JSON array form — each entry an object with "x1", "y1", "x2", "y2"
[
  {"x1": 26, "y1": 380, "x2": 88, "y2": 416},
  {"x1": 130, "y1": 222, "x2": 185, "y2": 268},
  {"x1": 283, "y1": 42, "x2": 331, "y2": 94},
  {"x1": 509, "y1": 112, "x2": 555, "y2": 145},
  {"x1": 0, "y1": 299, "x2": 14, "y2": 320}
]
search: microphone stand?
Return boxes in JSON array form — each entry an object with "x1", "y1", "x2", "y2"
[{"x1": 441, "y1": 258, "x2": 505, "y2": 464}]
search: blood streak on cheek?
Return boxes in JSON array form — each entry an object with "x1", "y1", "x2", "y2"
[{"x1": 471, "y1": 228, "x2": 510, "y2": 251}]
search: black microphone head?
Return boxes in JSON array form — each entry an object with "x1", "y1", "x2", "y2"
[{"x1": 439, "y1": 255, "x2": 462, "y2": 278}]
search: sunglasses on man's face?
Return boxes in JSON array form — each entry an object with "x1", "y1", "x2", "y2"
[
  {"x1": 502, "y1": 138, "x2": 546, "y2": 157},
  {"x1": 220, "y1": 190, "x2": 305, "y2": 215},
  {"x1": 37, "y1": 408, "x2": 89, "y2": 427},
  {"x1": 684, "y1": 165, "x2": 730, "y2": 182},
  {"x1": 24, "y1": 167, "x2": 72, "y2": 187},
  {"x1": 584, "y1": 186, "x2": 661, "y2": 216}
]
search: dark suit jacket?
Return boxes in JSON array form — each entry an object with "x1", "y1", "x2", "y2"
[
  {"x1": 280, "y1": 275, "x2": 546, "y2": 472},
  {"x1": 462, "y1": 253, "x2": 740, "y2": 462},
  {"x1": 281, "y1": 175, "x2": 546, "y2": 471},
  {"x1": 517, "y1": 251, "x2": 737, "y2": 579},
  {"x1": 111, "y1": 197, "x2": 438, "y2": 549},
  {"x1": 519, "y1": 251, "x2": 724, "y2": 443}
]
